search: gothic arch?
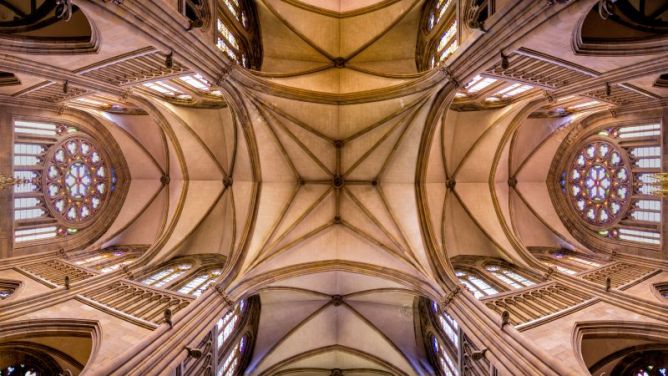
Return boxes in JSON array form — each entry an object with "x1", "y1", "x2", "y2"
[
  {"x1": 573, "y1": 2, "x2": 668, "y2": 56},
  {"x1": 0, "y1": 3, "x2": 100, "y2": 54},
  {"x1": 573, "y1": 321, "x2": 668, "y2": 375},
  {"x1": 0, "y1": 319, "x2": 101, "y2": 375}
]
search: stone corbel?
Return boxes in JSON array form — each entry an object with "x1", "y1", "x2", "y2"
[
  {"x1": 608, "y1": 250, "x2": 616, "y2": 262},
  {"x1": 440, "y1": 66, "x2": 460, "y2": 88},
  {"x1": 216, "y1": 70, "x2": 231, "y2": 86},
  {"x1": 471, "y1": 348, "x2": 488, "y2": 361},
  {"x1": 501, "y1": 310, "x2": 511, "y2": 328},
  {"x1": 609, "y1": 108, "x2": 618, "y2": 118},
  {"x1": 121, "y1": 265, "x2": 133, "y2": 279},
  {"x1": 185, "y1": 346, "x2": 203, "y2": 358},
  {"x1": 215, "y1": 285, "x2": 235, "y2": 306},
  {"x1": 543, "y1": 266, "x2": 555, "y2": 280},
  {"x1": 543, "y1": 90, "x2": 555, "y2": 103},
  {"x1": 442, "y1": 286, "x2": 460, "y2": 308}
]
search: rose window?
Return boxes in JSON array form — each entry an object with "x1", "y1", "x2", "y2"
[
  {"x1": 44, "y1": 137, "x2": 111, "y2": 226},
  {"x1": 567, "y1": 140, "x2": 631, "y2": 227}
]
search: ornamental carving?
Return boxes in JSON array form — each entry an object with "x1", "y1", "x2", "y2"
[
  {"x1": 44, "y1": 136, "x2": 114, "y2": 227},
  {"x1": 564, "y1": 139, "x2": 632, "y2": 228}
]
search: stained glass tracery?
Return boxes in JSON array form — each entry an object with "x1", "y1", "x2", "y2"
[
  {"x1": 567, "y1": 140, "x2": 631, "y2": 227},
  {"x1": 45, "y1": 137, "x2": 113, "y2": 225}
]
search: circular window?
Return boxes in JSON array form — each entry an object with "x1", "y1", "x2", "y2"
[
  {"x1": 43, "y1": 136, "x2": 112, "y2": 227},
  {"x1": 566, "y1": 139, "x2": 632, "y2": 227}
]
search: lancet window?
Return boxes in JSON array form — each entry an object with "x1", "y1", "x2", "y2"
[
  {"x1": 420, "y1": 298, "x2": 491, "y2": 376},
  {"x1": 177, "y1": 268, "x2": 223, "y2": 296},
  {"x1": 72, "y1": 245, "x2": 145, "y2": 273},
  {"x1": 216, "y1": 0, "x2": 261, "y2": 69},
  {"x1": 12, "y1": 119, "x2": 117, "y2": 244},
  {"x1": 137, "y1": 255, "x2": 225, "y2": 297},
  {"x1": 418, "y1": 0, "x2": 458, "y2": 70},
  {"x1": 141, "y1": 263, "x2": 193, "y2": 288},
  {"x1": 484, "y1": 264, "x2": 537, "y2": 289},
  {"x1": 535, "y1": 249, "x2": 604, "y2": 274},
  {"x1": 455, "y1": 269, "x2": 498, "y2": 298}
]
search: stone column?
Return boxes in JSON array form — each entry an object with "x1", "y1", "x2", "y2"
[
  {"x1": 662, "y1": 107, "x2": 668, "y2": 260},
  {"x1": 0, "y1": 109, "x2": 13, "y2": 258}
]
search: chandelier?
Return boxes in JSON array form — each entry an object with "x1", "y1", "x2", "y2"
[
  {"x1": 0, "y1": 173, "x2": 27, "y2": 191},
  {"x1": 644, "y1": 173, "x2": 668, "y2": 198}
]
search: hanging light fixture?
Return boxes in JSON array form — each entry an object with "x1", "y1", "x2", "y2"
[
  {"x1": 0, "y1": 173, "x2": 28, "y2": 191},
  {"x1": 644, "y1": 173, "x2": 668, "y2": 197}
]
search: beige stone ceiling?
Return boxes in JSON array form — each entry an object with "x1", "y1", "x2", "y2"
[
  {"x1": 1, "y1": 0, "x2": 667, "y2": 374},
  {"x1": 226, "y1": 1, "x2": 444, "y2": 373}
]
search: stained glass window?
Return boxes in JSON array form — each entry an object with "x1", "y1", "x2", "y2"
[
  {"x1": 216, "y1": 3, "x2": 252, "y2": 69},
  {"x1": 217, "y1": 334, "x2": 247, "y2": 376},
  {"x1": 178, "y1": 269, "x2": 222, "y2": 296},
  {"x1": 12, "y1": 120, "x2": 118, "y2": 244},
  {"x1": 217, "y1": 300, "x2": 246, "y2": 350},
  {"x1": 431, "y1": 336, "x2": 458, "y2": 376},
  {"x1": 455, "y1": 269, "x2": 498, "y2": 298},
  {"x1": 485, "y1": 265, "x2": 536, "y2": 289},
  {"x1": 45, "y1": 138, "x2": 112, "y2": 224},
  {"x1": 0, "y1": 289, "x2": 12, "y2": 299},
  {"x1": 73, "y1": 246, "x2": 143, "y2": 273},
  {"x1": 142, "y1": 263, "x2": 192, "y2": 288},
  {"x1": 566, "y1": 140, "x2": 631, "y2": 227}
]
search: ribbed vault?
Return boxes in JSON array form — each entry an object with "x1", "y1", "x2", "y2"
[{"x1": 225, "y1": 1, "x2": 444, "y2": 374}]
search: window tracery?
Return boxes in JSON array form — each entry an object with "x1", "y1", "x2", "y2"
[
  {"x1": 72, "y1": 245, "x2": 145, "y2": 273},
  {"x1": 216, "y1": 0, "x2": 262, "y2": 69},
  {"x1": 12, "y1": 119, "x2": 118, "y2": 245},
  {"x1": 177, "y1": 268, "x2": 223, "y2": 296},
  {"x1": 558, "y1": 122, "x2": 663, "y2": 248},
  {"x1": 136, "y1": 255, "x2": 225, "y2": 296},
  {"x1": 420, "y1": 298, "x2": 491, "y2": 376},
  {"x1": 566, "y1": 140, "x2": 631, "y2": 227},
  {"x1": 484, "y1": 265, "x2": 537, "y2": 289},
  {"x1": 424, "y1": 299, "x2": 460, "y2": 376},
  {"x1": 142, "y1": 263, "x2": 193, "y2": 288},
  {"x1": 418, "y1": 0, "x2": 458, "y2": 70},
  {"x1": 455, "y1": 269, "x2": 498, "y2": 298},
  {"x1": 217, "y1": 300, "x2": 246, "y2": 350},
  {"x1": 217, "y1": 334, "x2": 248, "y2": 376}
]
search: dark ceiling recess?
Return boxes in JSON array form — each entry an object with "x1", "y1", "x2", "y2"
[
  {"x1": 654, "y1": 73, "x2": 668, "y2": 88},
  {"x1": 0, "y1": 71, "x2": 20, "y2": 86},
  {"x1": 575, "y1": 1, "x2": 668, "y2": 55}
]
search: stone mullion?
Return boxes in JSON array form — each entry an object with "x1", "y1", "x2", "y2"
[
  {"x1": 121, "y1": 291, "x2": 156, "y2": 313},
  {"x1": 94, "y1": 284, "x2": 131, "y2": 304},
  {"x1": 144, "y1": 297, "x2": 174, "y2": 322},
  {"x1": 86, "y1": 283, "x2": 125, "y2": 301},
  {"x1": 549, "y1": 287, "x2": 583, "y2": 306},
  {"x1": 545, "y1": 289, "x2": 578, "y2": 309},
  {"x1": 518, "y1": 295, "x2": 552, "y2": 317},
  {"x1": 511, "y1": 296, "x2": 543, "y2": 321},
  {"x1": 528, "y1": 291, "x2": 559, "y2": 313},
  {"x1": 133, "y1": 294, "x2": 165, "y2": 317},
  {"x1": 555, "y1": 284, "x2": 590, "y2": 301},
  {"x1": 502, "y1": 298, "x2": 533, "y2": 324},
  {"x1": 538, "y1": 290, "x2": 570, "y2": 311},
  {"x1": 103, "y1": 286, "x2": 137, "y2": 306},
  {"x1": 116, "y1": 289, "x2": 153, "y2": 311}
]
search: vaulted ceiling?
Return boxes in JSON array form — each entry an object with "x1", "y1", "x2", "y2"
[{"x1": 1, "y1": 0, "x2": 667, "y2": 374}]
